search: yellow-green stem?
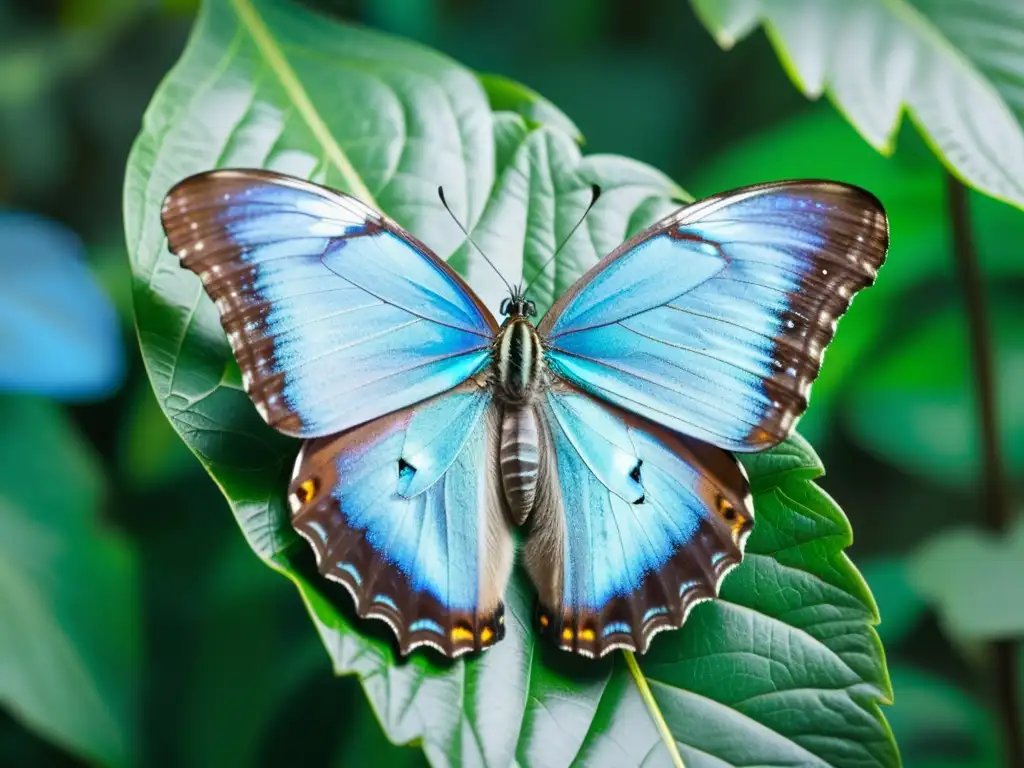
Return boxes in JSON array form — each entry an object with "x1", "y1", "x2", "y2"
[
  {"x1": 231, "y1": 0, "x2": 379, "y2": 207},
  {"x1": 623, "y1": 650, "x2": 684, "y2": 768}
]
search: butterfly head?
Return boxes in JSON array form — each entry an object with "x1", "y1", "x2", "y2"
[{"x1": 500, "y1": 288, "x2": 536, "y2": 319}]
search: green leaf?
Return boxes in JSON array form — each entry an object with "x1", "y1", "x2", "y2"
[
  {"x1": 477, "y1": 73, "x2": 584, "y2": 143},
  {"x1": 908, "y1": 517, "x2": 1024, "y2": 641},
  {"x1": 0, "y1": 397, "x2": 138, "y2": 766},
  {"x1": 125, "y1": 0, "x2": 896, "y2": 764},
  {"x1": 691, "y1": 0, "x2": 1024, "y2": 211}
]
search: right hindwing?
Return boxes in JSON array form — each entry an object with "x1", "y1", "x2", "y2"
[{"x1": 523, "y1": 381, "x2": 754, "y2": 658}]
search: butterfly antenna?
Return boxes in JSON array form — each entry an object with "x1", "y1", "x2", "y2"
[
  {"x1": 438, "y1": 186, "x2": 514, "y2": 297},
  {"x1": 522, "y1": 184, "x2": 601, "y2": 296}
]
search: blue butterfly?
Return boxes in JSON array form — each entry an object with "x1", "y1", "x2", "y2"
[{"x1": 161, "y1": 170, "x2": 887, "y2": 658}]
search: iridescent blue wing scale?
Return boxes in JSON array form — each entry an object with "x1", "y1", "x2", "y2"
[
  {"x1": 539, "y1": 180, "x2": 889, "y2": 451},
  {"x1": 161, "y1": 169, "x2": 497, "y2": 438},
  {"x1": 524, "y1": 383, "x2": 754, "y2": 657},
  {"x1": 290, "y1": 379, "x2": 514, "y2": 657}
]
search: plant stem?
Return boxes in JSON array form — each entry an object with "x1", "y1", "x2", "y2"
[
  {"x1": 622, "y1": 651, "x2": 685, "y2": 768},
  {"x1": 231, "y1": 0, "x2": 379, "y2": 208},
  {"x1": 946, "y1": 174, "x2": 1022, "y2": 768}
]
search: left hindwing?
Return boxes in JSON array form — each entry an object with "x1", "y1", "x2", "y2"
[
  {"x1": 539, "y1": 180, "x2": 889, "y2": 451},
  {"x1": 289, "y1": 379, "x2": 514, "y2": 657},
  {"x1": 523, "y1": 384, "x2": 754, "y2": 658}
]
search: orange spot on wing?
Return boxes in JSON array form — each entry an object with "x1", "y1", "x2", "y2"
[
  {"x1": 295, "y1": 478, "x2": 319, "y2": 504},
  {"x1": 451, "y1": 626, "x2": 474, "y2": 643}
]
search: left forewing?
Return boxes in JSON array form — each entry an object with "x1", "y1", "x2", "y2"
[{"x1": 161, "y1": 169, "x2": 496, "y2": 439}]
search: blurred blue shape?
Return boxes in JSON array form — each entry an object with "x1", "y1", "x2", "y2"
[{"x1": 0, "y1": 211, "x2": 125, "y2": 399}]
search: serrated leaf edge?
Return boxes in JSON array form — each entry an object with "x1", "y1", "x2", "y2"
[{"x1": 695, "y1": 0, "x2": 1024, "y2": 212}]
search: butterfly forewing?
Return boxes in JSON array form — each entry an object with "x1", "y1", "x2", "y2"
[
  {"x1": 539, "y1": 180, "x2": 889, "y2": 452},
  {"x1": 160, "y1": 169, "x2": 497, "y2": 439}
]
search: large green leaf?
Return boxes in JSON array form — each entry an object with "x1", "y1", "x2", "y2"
[
  {"x1": 0, "y1": 397, "x2": 139, "y2": 766},
  {"x1": 691, "y1": 0, "x2": 1024, "y2": 212},
  {"x1": 124, "y1": 0, "x2": 896, "y2": 764}
]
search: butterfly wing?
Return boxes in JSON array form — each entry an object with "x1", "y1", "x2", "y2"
[
  {"x1": 523, "y1": 383, "x2": 753, "y2": 657},
  {"x1": 538, "y1": 180, "x2": 889, "y2": 451},
  {"x1": 161, "y1": 169, "x2": 497, "y2": 438},
  {"x1": 290, "y1": 379, "x2": 513, "y2": 657}
]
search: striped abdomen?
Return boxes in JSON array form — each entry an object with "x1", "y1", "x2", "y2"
[{"x1": 500, "y1": 405, "x2": 540, "y2": 526}]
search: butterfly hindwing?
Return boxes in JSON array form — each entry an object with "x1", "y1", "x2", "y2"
[
  {"x1": 539, "y1": 180, "x2": 889, "y2": 451},
  {"x1": 290, "y1": 379, "x2": 514, "y2": 657},
  {"x1": 523, "y1": 382, "x2": 754, "y2": 658},
  {"x1": 161, "y1": 169, "x2": 497, "y2": 439}
]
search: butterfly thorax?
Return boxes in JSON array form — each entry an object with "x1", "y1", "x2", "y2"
[{"x1": 494, "y1": 316, "x2": 545, "y2": 403}]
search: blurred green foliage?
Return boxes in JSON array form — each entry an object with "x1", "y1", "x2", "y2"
[
  {"x1": 0, "y1": 397, "x2": 137, "y2": 766},
  {"x1": 1, "y1": 0, "x2": 1022, "y2": 765}
]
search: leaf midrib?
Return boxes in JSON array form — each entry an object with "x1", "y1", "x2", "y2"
[
  {"x1": 624, "y1": 650, "x2": 686, "y2": 767},
  {"x1": 229, "y1": 0, "x2": 379, "y2": 206}
]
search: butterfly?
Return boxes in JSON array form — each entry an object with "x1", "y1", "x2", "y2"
[{"x1": 160, "y1": 170, "x2": 888, "y2": 659}]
